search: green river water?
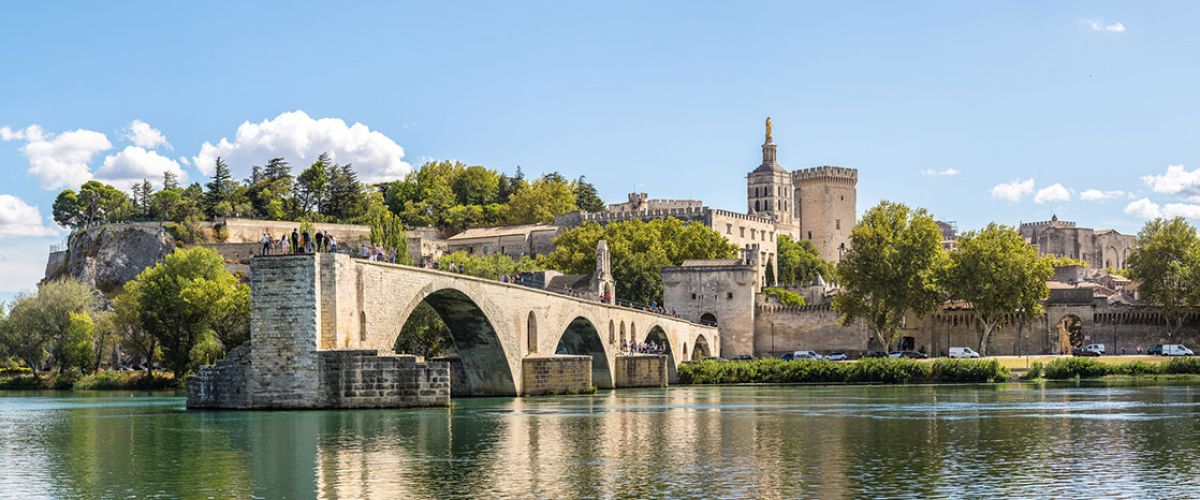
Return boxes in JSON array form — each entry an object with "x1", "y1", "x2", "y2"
[{"x1": 2, "y1": 382, "x2": 1200, "y2": 499}]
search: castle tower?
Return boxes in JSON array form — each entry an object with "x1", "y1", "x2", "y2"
[
  {"x1": 793, "y1": 166, "x2": 858, "y2": 263},
  {"x1": 747, "y1": 117, "x2": 796, "y2": 236}
]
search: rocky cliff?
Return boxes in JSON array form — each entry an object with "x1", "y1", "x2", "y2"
[{"x1": 45, "y1": 222, "x2": 176, "y2": 294}]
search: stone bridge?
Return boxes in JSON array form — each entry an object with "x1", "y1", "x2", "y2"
[{"x1": 192, "y1": 253, "x2": 719, "y2": 408}]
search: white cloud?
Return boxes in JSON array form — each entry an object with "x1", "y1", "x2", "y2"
[
  {"x1": 1034, "y1": 183, "x2": 1072, "y2": 204},
  {"x1": 1086, "y1": 19, "x2": 1127, "y2": 32},
  {"x1": 990, "y1": 178, "x2": 1035, "y2": 202},
  {"x1": 1141, "y1": 164, "x2": 1200, "y2": 197},
  {"x1": 1125, "y1": 198, "x2": 1161, "y2": 218},
  {"x1": 920, "y1": 168, "x2": 958, "y2": 176},
  {"x1": 178, "y1": 156, "x2": 190, "y2": 166},
  {"x1": 194, "y1": 110, "x2": 411, "y2": 183},
  {"x1": 95, "y1": 146, "x2": 186, "y2": 189},
  {"x1": 1079, "y1": 189, "x2": 1126, "y2": 202},
  {"x1": 125, "y1": 119, "x2": 170, "y2": 150},
  {"x1": 0, "y1": 194, "x2": 61, "y2": 238},
  {"x1": 3, "y1": 125, "x2": 112, "y2": 190}
]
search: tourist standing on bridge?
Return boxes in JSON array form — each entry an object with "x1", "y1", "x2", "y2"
[
  {"x1": 290, "y1": 229, "x2": 300, "y2": 254},
  {"x1": 315, "y1": 231, "x2": 324, "y2": 253},
  {"x1": 329, "y1": 234, "x2": 338, "y2": 253},
  {"x1": 262, "y1": 232, "x2": 272, "y2": 255}
]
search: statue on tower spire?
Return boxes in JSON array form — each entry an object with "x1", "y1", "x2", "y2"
[{"x1": 765, "y1": 116, "x2": 773, "y2": 143}]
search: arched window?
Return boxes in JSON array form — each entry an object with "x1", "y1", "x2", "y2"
[
  {"x1": 609, "y1": 320, "x2": 616, "y2": 345},
  {"x1": 755, "y1": 200, "x2": 760, "y2": 211},
  {"x1": 527, "y1": 311, "x2": 538, "y2": 353},
  {"x1": 359, "y1": 311, "x2": 367, "y2": 342}
]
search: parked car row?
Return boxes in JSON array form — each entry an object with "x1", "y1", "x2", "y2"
[{"x1": 700, "y1": 343, "x2": 1195, "y2": 362}]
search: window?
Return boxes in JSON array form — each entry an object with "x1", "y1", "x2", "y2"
[
  {"x1": 751, "y1": 229, "x2": 756, "y2": 239},
  {"x1": 691, "y1": 293, "x2": 697, "y2": 300},
  {"x1": 807, "y1": 231, "x2": 812, "y2": 240},
  {"x1": 727, "y1": 292, "x2": 734, "y2": 299},
  {"x1": 755, "y1": 200, "x2": 760, "y2": 211},
  {"x1": 740, "y1": 227, "x2": 746, "y2": 238},
  {"x1": 836, "y1": 219, "x2": 841, "y2": 230},
  {"x1": 726, "y1": 223, "x2": 732, "y2": 234}
]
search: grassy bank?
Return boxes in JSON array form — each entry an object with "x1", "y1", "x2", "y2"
[
  {"x1": 0, "y1": 371, "x2": 179, "y2": 391},
  {"x1": 1029, "y1": 357, "x2": 1200, "y2": 380},
  {"x1": 678, "y1": 358, "x2": 1009, "y2": 385}
]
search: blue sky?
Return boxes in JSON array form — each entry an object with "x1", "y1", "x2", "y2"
[{"x1": 3, "y1": 1, "x2": 1199, "y2": 300}]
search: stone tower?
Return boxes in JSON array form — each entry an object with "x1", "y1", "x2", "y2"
[
  {"x1": 591, "y1": 239, "x2": 615, "y2": 303},
  {"x1": 793, "y1": 166, "x2": 857, "y2": 263},
  {"x1": 747, "y1": 117, "x2": 797, "y2": 237}
]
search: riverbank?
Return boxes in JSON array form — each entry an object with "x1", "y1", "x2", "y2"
[
  {"x1": 678, "y1": 358, "x2": 1010, "y2": 385},
  {"x1": 0, "y1": 371, "x2": 178, "y2": 391}
]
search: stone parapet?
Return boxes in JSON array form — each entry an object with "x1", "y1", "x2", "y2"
[{"x1": 614, "y1": 355, "x2": 668, "y2": 388}]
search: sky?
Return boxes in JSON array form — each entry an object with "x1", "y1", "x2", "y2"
[{"x1": 3, "y1": 1, "x2": 1200, "y2": 300}]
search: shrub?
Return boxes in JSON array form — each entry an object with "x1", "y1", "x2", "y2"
[
  {"x1": 1162, "y1": 357, "x2": 1200, "y2": 374},
  {"x1": 1043, "y1": 357, "x2": 1110, "y2": 379},
  {"x1": 1025, "y1": 361, "x2": 1043, "y2": 379},
  {"x1": 677, "y1": 357, "x2": 1006, "y2": 385},
  {"x1": 930, "y1": 358, "x2": 1009, "y2": 383},
  {"x1": 74, "y1": 371, "x2": 178, "y2": 390}
]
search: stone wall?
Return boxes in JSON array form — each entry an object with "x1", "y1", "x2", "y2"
[
  {"x1": 247, "y1": 255, "x2": 323, "y2": 408},
  {"x1": 521, "y1": 355, "x2": 592, "y2": 396},
  {"x1": 187, "y1": 344, "x2": 252, "y2": 409},
  {"x1": 755, "y1": 304, "x2": 870, "y2": 357},
  {"x1": 318, "y1": 351, "x2": 449, "y2": 408},
  {"x1": 662, "y1": 262, "x2": 758, "y2": 357},
  {"x1": 614, "y1": 355, "x2": 668, "y2": 388},
  {"x1": 793, "y1": 166, "x2": 857, "y2": 263},
  {"x1": 430, "y1": 355, "x2": 471, "y2": 396}
]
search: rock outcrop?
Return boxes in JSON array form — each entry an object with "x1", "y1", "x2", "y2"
[{"x1": 46, "y1": 222, "x2": 176, "y2": 294}]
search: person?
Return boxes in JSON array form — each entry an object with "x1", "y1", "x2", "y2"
[
  {"x1": 359, "y1": 244, "x2": 369, "y2": 259},
  {"x1": 329, "y1": 234, "x2": 338, "y2": 253},
  {"x1": 291, "y1": 229, "x2": 300, "y2": 254},
  {"x1": 261, "y1": 232, "x2": 272, "y2": 256},
  {"x1": 302, "y1": 228, "x2": 313, "y2": 253},
  {"x1": 315, "y1": 231, "x2": 324, "y2": 253},
  {"x1": 279, "y1": 234, "x2": 288, "y2": 254}
]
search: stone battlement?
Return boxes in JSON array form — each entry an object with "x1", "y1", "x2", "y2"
[
  {"x1": 707, "y1": 208, "x2": 777, "y2": 224},
  {"x1": 1021, "y1": 219, "x2": 1076, "y2": 229},
  {"x1": 793, "y1": 166, "x2": 858, "y2": 183}
]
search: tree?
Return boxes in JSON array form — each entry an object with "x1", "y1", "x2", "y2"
[
  {"x1": 944, "y1": 223, "x2": 1052, "y2": 355},
  {"x1": 452, "y1": 165, "x2": 500, "y2": 206},
  {"x1": 129, "y1": 247, "x2": 250, "y2": 378},
  {"x1": 540, "y1": 218, "x2": 737, "y2": 305},
  {"x1": 204, "y1": 157, "x2": 236, "y2": 217},
  {"x1": 833, "y1": 201, "x2": 945, "y2": 352},
  {"x1": 765, "y1": 260, "x2": 776, "y2": 286},
  {"x1": 327, "y1": 163, "x2": 368, "y2": 221},
  {"x1": 1, "y1": 279, "x2": 99, "y2": 372},
  {"x1": 295, "y1": 154, "x2": 332, "y2": 216},
  {"x1": 54, "y1": 181, "x2": 132, "y2": 227},
  {"x1": 114, "y1": 281, "x2": 159, "y2": 374},
  {"x1": 573, "y1": 176, "x2": 606, "y2": 212},
  {"x1": 61, "y1": 312, "x2": 97, "y2": 373},
  {"x1": 438, "y1": 251, "x2": 541, "y2": 280},
  {"x1": 777, "y1": 235, "x2": 830, "y2": 286},
  {"x1": 394, "y1": 302, "x2": 453, "y2": 359},
  {"x1": 369, "y1": 211, "x2": 411, "y2": 264},
  {"x1": 52, "y1": 189, "x2": 84, "y2": 228},
  {"x1": 1126, "y1": 217, "x2": 1200, "y2": 341},
  {"x1": 506, "y1": 173, "x2": 578, "y2": 224}
]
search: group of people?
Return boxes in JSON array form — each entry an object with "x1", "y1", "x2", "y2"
[
  {"x1": 642, "y1": 301, "x2": 678, "y2": 318},
  {"x1": 359, "y1": 244, "x2": 400, "y2": 263},
  {"x1": 623, "y1": 340, "x2": 665, "y2": 355},
  {"x1": 261, "y1": 229, "x2": 338, "y2": 255}
]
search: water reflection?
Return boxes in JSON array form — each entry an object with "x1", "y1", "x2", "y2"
[{"x1": 3, "y1": 383, "x2": 1200, "y2": 498}]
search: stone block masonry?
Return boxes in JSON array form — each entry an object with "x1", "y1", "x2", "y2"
[
  {"x1": 614, "y1": 355, "x2": 668, "y2": 388},
  {"x1": 522, "y1": 355, "x2": 592, "y2": 396},
  {"x1": 319, "y1": 351, "x2": 449, "y2": 408}
]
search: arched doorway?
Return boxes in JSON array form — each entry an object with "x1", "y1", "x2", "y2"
[
  {"x1": 1057, "y1": 314, "x2": 1084, "y2": 354},
  {"x1": 644, "y1": 325, "x2": 676, "y2": 381},
  {"x1": 556, "y1": 317, "x2": 614, "y2": 389},
  {"x1": 608, "y1": 320, "x2": 615, "y2": 346},
  {"x1": 700, "y1": 313, "x2": 717, "y2": 326},
  {"x1": 395, "y1": 289, "x2": 517, "y2": 396},
  {"x1": 527, "y1": 311, "x2": 538, "y2": 354},
  {"x1": 692, "y1": 334, "x2": 712, "y2": 361}
]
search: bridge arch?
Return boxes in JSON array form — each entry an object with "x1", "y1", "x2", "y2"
[
  {"x1": 527, "y1": 311, "x2": 538, "y2": 354},
  {"x1": 644, "y1": 325, "x2": 677, "y2": 381},
  {"x1": 692, "y1": 334, "x2": 711, "y2": 360},
  {"x1": 700, "y1": 312, "x2": 717, "y2": 326},
  {"x1": 555, "y1": 316, "x2": 614, "y2": 389}
]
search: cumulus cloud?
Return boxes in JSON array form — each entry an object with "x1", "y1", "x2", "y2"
[
  {"x1": 920, "y1": 168, "x2": 958, "y2": 177},
  {"x1": 1142, "y1": 164, "x2": 1200, "y2": 199},
  {"x1": 1034, "y1": 183, "x2": 1072, "y2": 204},
  {"x1": 1079, "y1": 189, "x2": 1126, "y2": 202},
  {"x1": 125, "y1": 119, "x2": 170, "y2": 150},
  {"x1": 1125, "y1": 198, "x2": 1160, "y2": 218},
  {"x1": 1123, "y1": 198, "x2": 1200, "y2": 220},
  {"x1": 0, "y1": 194, "x2": 61, "y2": 238},
  {"x1": 1085, "y1": 19, "x2": 1127, "y2": 32},
  {"x1": 1, "y1": 125, "x2": 112, "y2": 190},
  {"x1": 193, "y1": 110, "x2": 411, "y2": 183},
  {"x1": 95, "y1": 146, "x2": 186, "y2": 189},
  {"x1": 990, "y1": 178, "x2": 1035, "y2": 202}
]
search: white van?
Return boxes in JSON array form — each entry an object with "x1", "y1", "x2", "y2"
[
  {"x1": 1083, "y1": 344, "x2": 1106, "y2": 355},
  {"x1": 1162, "y1": 344, "x2": 1194, "y2": 356},
  {"x1": 949, "y1": 347, "x2": 980, "y2": 359}
]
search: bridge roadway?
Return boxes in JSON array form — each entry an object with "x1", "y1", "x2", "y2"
[{"x1": 247, "y1": 253, "x2": 719, "y2": 401}]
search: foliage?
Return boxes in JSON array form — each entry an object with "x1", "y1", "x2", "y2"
[
  {"x1": 1126, "y1": 217, "x2": 1200, "y2": 341},
  {"x1": 114, "y1": 281, "x2": 160, "y2": 373},
  {"x1": 72, "y1": 370, "x2": 179, "y2": 390},
  {"x1": 1038, "y1": 357, "x2": 1200, "y2": 379},
  {"x1": 833, "y1": 201, "x2": 945, "y2": 352},
  {"x1": 437, "y1": 251, "x2": 541, "y2": 280},
  {"x1": 369, "y1": 211, "x2": 411, "y2": 264},
  {"x1": 776, "y1": 235, "x2": 831, "y2": 286},
  {"x1": 53, "y1": 181, "x2": 132, "y2": 228},
  {"x1": 540, "y1": 218, "x2": 737, "y2": 305},
  {"x1": 381, "y1": 160, "x2": 513, "y2": 231},
  {"x1": 61, "y1": 312, "x2": 97, "y2": 373},
  {"x1": 1, "y1": 279, "x2": 99, "y2": 372},
  {"x1": 1025, "y1": 361, "x2": 1044, "y2": 379},
  {"x1": 394, "y1": 302, "x2": 453, "y2": 359},
  {"x1": 764, "y1": 287, "x2": 806, "y2": 306},
  {"x1": 573, "y1": 176, "x2": 606, "y2": 212},
  {"x1": 1043, "y1": 255, "x2": 1087, "y2": 268},
  {"x1": 505, "y1": 173, "x2": 578, "y2": 224},
  {"x1": 943, "y1": 224, "x2": 1052, "y2": 355},
  {"x1": 127, "y1": 247, "x2": 250, "y2": 378},
  {"x1": 677, "y1": 357, "x2": 1008, "y2": 385}
]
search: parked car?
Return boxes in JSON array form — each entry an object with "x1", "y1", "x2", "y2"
[
  {"x1": 826, "y1": 352, "x2": 848, "y2": 361},
  {"x1": 732, "y1": 354, "x2": 754, "y2": 361},
  {"x1": 1147, "y1": 344, "x2": 1164, "y2": 356},
  {"x1": 1083, "y1": 344, "x2": 1106, "y2": 355},
  {"x1": 780, "y1": 350, "x2": 823, "y2": 360},
  {"x1": 1161, "y1": 344, "x2": 1194, "y2": 356},
  {"x1": 888, "y1": 351, "x2": 927, "y2": 359},
  {"x1": 703, "y1": 356, "x2": 728, "y2": 362},
  {"x1": 949, "y1": 347, "x2": 980, "y2": 359},
  {"x1": 864, "y1": 351, "x2": 889, "y2": 358},
  {"x1": 1072, "y1": 347, "x2": 1101, "y2": 357}
]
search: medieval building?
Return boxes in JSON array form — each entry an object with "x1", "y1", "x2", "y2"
[{"x1": 1019, "y1": 215, "x2": 1136, "y2": 270}]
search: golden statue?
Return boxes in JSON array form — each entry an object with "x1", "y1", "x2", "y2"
[{"x1": 765, "y1": 116, "x2": 773, "y2": 143}]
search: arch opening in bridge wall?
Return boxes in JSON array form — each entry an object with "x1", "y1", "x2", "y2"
[
  {"x1": 645, "y1": 325, "x2": 676, "y2": 381},
  {"x1": 619, "y1": 322, "x2": 626, "y2": 347},
  {"x1": 527, "y1": 311, "x2": 538, "y2": 354},
  {"x1": 555, "y1": 317, "x2": 614, "y2": 389},
  {"x1": 700, "y1": 312, "x2": 717, "y2": 326},
  {"x1": 692, "y1": 334, "x2": 711, "y2": 361},
  {"x1": 399, "y1": 288, "x2": 518, "y2": 397}
]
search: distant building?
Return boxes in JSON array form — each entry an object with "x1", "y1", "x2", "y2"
[
  {"x1": 1019, "y1": 215, "x2": 1136, "y2": 269},
  {"x1": 445, "y1": 224, "x2": 562, "y2": 258}
]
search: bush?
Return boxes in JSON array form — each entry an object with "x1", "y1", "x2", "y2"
[
  {"x1": 764, "y1": 287, "x2": 806, "y2": 307},
  {"x1": 1042, "y1": 357, "x2": 1110, "y2": 379},
  {"x1": 74, "y1": 371, "x2": 178, "y2": 390},
  {"x1": 677, "y1": 357, "x2": 1007, "y2": 385},
  {"x1": 1025, "y1": 361, "x2": 1043, "y2": 379},
  {"x1": 1162, "y1": 357, "x2": 1200, "y2": 374}
]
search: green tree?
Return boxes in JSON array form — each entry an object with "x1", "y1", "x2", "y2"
[
  {"x1": 540, "y1": 218, "x2": 737, "y2": 305},
  {"x1": 833, "y1": 201, "x2": 945, "y2": 352},
  {"x1": 204, "y1": 157, "x2": 236, "y2": 217},
  {"x1": 327, "y1": 163, "x2": 369, "y2": 221},
  {"x1": 765, "y1": 260, "x2": 776, "y2": 286},
  {"x1": 1126, "y1": 217, "x2": 1200, "y2": 341},
  {"x1": 1, "y1": 279, "x2": 99, "y2": 372},
  {"x1": 61, "y1": 312, "x2": 97, "y2": 373},
  {"x1": 394, "y1": 302, "x2": 453, "y2": 359},
  {"x1": 130, "y1": 247, "x2": 250, "y2": 377},
  {"x1": 777, "y1": 235, "x2": 830, "y2": 285},
  {"x1": 113, "y1": 281, "x2": 159, "y2": 374},
  {"x1": 295, "y1": 154, "x2": 332, "y2": 216},
  {"x1": 56, "y1": 181, "x2": 132, "y2": 227},
  {"x1": 944, "y1": 223, "x2": 1052, "y2": 355},
  {"x1": 52, "y1": 189, "x2": 84, "y2": 228},
  {"x1": 452, "y1": 165, "x2": 500, "y2": 206},
  {"x1": 573, "y1": 176, "x2": 606, "y2": 212},
  {"x1": 764, "y1": 287, "x2": 806, "y2": 306},
  {"x1": 438, "y1": 251, "x2": 541, "y2": 280},
  {"x1": 506, "y1": 173, "x2": 578, "y2": 224},
  {"x1": 369, "y1": 211, "x2": 411, "y2": 264}
]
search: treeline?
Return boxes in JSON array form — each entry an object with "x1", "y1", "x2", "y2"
[
  {"x1": 51, "y1": 157, "x2": 607, "y2": 235},
  {"x1": 0, "y1": 247, "x2": 248, "y2": 387}
]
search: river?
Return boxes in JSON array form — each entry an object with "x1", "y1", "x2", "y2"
[{"x1": 2, "y1": 382, "x2": 1200, "y2": 498}]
